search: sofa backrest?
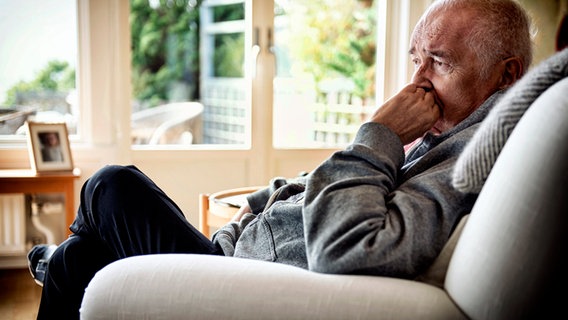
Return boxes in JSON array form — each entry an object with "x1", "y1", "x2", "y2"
[{"x1": 444, "y1": 77, "x2": 568, "y2": 319}]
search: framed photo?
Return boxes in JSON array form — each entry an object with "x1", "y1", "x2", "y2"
[{"x1": 26, "y1": 121, "x2": 74, "y2": 173}]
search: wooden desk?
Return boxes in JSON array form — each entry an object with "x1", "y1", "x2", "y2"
[{"x1": 0, "y1": 169, "x2": 81, "y2": 236}]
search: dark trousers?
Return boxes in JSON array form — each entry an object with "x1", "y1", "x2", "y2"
[{"x1": 37, "y1": 165, "x2": 221, "y2": 319}]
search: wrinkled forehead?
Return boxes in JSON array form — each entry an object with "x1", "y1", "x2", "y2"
[{"x1": 410, "y1": 5, "x2": 475, "y2": 50}]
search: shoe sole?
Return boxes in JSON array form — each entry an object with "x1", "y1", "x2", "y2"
[
  {"x1": 27, "y1": 258, "x2": 44, "y2": 287},
  {"x1": 27, "y1": 244, "x2": 56, "y2": 288}
]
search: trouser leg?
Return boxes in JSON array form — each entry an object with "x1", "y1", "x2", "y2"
[
  {"x1": 37, "y1": 165, "x2": 221, "y2": 319},
  {"x1": 37, "y1": 235, "x2": 114, "y2": 320},
  {"x1": 71, "y1": 164, "x2": 219, "y2": 256}
]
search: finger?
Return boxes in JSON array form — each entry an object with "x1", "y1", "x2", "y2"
[{"x1": 415, "y1": 86, "x2": 426, "y2": 94}]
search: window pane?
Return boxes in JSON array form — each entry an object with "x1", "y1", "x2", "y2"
[
  {"x1": 130, "y1": 0, "x2": 248, "y2": 146},
  {"x1": 273, "y1": 0, "x2": 377, "y2": 148},
  {"x1": 0, "y1": 0, "x2": 78, "y2": 137}
]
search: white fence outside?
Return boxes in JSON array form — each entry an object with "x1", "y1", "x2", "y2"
[
  {"x1": 201, "y1": 78, "x2": 248, "y2": 144},
  {"x1": 201, "y1": 77, "x2": 375, "y2": 147}
]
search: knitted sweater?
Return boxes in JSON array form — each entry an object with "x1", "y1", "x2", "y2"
[{"x1": 213, "y1": 90, "x2": 503, "y2": 278}]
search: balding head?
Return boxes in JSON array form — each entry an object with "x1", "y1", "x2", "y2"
[{"x1": 414, "y1": 0, "x2": 533, "y2": 79}]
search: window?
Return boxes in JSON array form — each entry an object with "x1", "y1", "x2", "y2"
[
  {"x1": 0, "y1": 0, "x2": 427, "y2": 153},
  {"x1": 130, "y1": 0, "x2": 249, "y2": 146},
  {"x1": 272, "y1": 0, "x2": 377, "y2": 148},
  {"x1": 0, "y1": 0, "x2": 78, "y2": 139},
  {"x1": 128, "y1": 0, "x2": 379, "y2": 148}
]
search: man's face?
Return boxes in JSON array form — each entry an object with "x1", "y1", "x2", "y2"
[{"x1": 409, "y1": 8, "x2": 503, "y2": 133}]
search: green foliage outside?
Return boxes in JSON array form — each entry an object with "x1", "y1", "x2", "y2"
[
  {"x1": 282, "y1": 0, "x2": 376, "y2": 101},
  {"x1": 130, "y1": 0, "x2": 202, "y2": 109},
  {"x1": 2, "y1": 60, "x2": 75, "y2": 107},
  {"x1": 211, "y1": 3, "x2": 245, "y2": 78},
  {"x1": 213, "y1": 33, "x2": 245, "y2": 77},
  {"x1": 130, "y1": 0, "x2": 245, "y2": 108}
]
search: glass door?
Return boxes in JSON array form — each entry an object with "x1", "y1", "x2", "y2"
[
  {"x1": 130, "y1": 0, "x2": 249, "y2": 147},
  {"x1": 272, "y1": 0, "x2": 377, "y2": 149},
  {"x1": 129, "y1": 0, "x2": 379, "y2": 150}
]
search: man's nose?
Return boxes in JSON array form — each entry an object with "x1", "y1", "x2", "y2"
[{"x1": 411, "y1": 64, "x2": 434, "y2": 91}]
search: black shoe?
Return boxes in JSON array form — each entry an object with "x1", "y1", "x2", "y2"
[{"x1": 27, "y1": 244, "x2": 57, "y2": 287}]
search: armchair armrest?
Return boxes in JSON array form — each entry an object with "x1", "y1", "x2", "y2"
[{"x1": 80, "y1": 254, "x2": 466, "y2": 320}]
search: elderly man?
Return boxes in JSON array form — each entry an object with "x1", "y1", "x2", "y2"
[{"x1": 29, "y1": 0, "x2": 532, "y2": 318}]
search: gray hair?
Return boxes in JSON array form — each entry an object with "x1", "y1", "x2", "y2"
[{"x1": 427, "y1": 0, "x2": 533, "y2": 79}]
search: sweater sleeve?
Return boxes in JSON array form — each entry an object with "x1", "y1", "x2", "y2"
[
  {"x1": 303, "y1": 122, "x2": 470, "y2": 278},
  {"x1": 213, "y1": 173, "x2": 309, "y2": 256},
  {"x1": 247, "y1": 175, "x2": 309, "y2": 214}
]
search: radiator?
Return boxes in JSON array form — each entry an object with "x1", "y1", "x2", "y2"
[{"x1": 0, "y1": 194, "x2": 26, "y2": 254}]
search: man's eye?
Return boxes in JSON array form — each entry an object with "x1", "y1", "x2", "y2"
[
  {"x1": 433, "y1": 59, "x2": 445, "y2": 67},
  {"x1": 433, "y1": 59, "x2": 452, "y2": 73},
  {"x1": 411, "y1": 58, "x2": 421, "y2": 68}
]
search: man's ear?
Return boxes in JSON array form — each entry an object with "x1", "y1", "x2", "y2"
[{"x1": 499, "y1": 57, "x2": 523, "y2": 89}]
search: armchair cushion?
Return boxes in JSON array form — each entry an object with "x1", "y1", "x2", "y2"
[{"x1": 80, "y1": 254, "x2": 466, "y2": 320}]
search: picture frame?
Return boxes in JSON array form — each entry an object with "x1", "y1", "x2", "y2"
[{"x1": 26, "y1": 121, "x2": 74, "y2": 173}]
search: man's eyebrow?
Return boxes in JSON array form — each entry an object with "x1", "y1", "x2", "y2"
[
  {"x1": 409, "y1": 48, "x2": 453, "y2": 62},
  {"x1": 427, "y1": 50, "x2": 450, "y2": 59}
]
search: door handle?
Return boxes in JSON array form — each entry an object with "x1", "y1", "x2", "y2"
[{"x1": 250, "y1": 27, "x2": 261, "y2": 78}]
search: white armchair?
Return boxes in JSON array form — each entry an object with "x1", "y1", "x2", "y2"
[{"x1": 80, "y1": 77, "x2": 568, "y2": 319}]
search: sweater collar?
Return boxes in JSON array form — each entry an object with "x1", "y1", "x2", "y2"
[{"x1": 404, "y1": 89, "x2": 507, "y2": 162}]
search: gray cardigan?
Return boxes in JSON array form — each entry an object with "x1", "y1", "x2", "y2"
[{"x1": 213, "y1": 90, "x2": 504, "y2": 278}]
